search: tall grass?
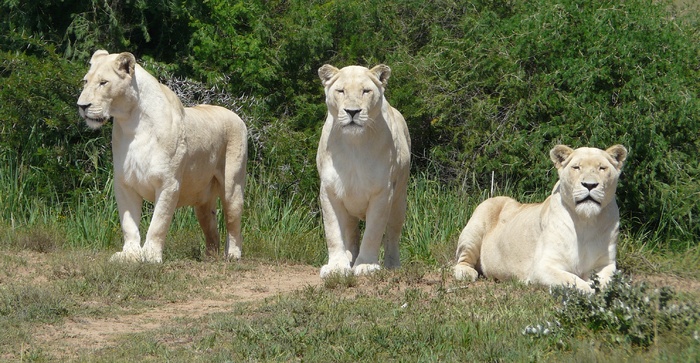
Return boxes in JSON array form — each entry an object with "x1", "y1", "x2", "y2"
[
  {"x1": 1, "y1": 150, "x2": 467, "y2": 266},
  {"x1": 1, "y1": 146, "x2": 696, "y2": 274},
  {"x1": 62, "y1": 177, "x2": 120, "y2": 250},
  {"x1": 403, "y1": 173, "x2": 479, "y2": 266},
  {"x1": 0, "y1": 152, "x2": 58, "y2": 230},
  {"x1": 242, "y1": 172, "x2": 324, "y2": 265}
]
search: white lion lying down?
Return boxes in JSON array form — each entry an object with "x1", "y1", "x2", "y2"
[
  {"x1": 454, "y1": 145, "x2": 627, "y2": 292},
  {"x1": 77, "y1": 50, "x2": 247, "y2": 263}
]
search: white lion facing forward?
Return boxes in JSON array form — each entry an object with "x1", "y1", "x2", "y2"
[
  {"x1": 317, "y1": 64, "x2": 411, "y2": 278},
  {"x1": 77, "y1": 50, "x2": 247, "y2": 263},
  {"x1": 454, "y1": 145, "x2": 627, "y2": 292}
]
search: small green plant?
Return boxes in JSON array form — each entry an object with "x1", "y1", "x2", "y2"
[
  {"x1": 523, "y1": 273, "x2": 700, "y2": 348},
  {"x1": 322, "y1": 271, "x2": 358, "y2": 290}
]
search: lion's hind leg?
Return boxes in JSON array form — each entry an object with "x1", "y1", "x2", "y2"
[
  {"x1": 222, "y1": 150, "x2": 246, "y2": 261},
  {"x1": 222, "y1": 172, "x2": 245, "y2": 261},
  {"x1": 453, "y1": 197, "x2": 508, "y2": 281},
  {"x1": 195, "y1": 197, "x2": 220, "y2": 258}
]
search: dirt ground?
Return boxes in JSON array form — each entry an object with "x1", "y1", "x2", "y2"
[
  {"x1": 4, "y1": 250, "x2": 699, "y2": 360},
  {"x1": 31, "y1": 260, "x2": 323, "y2": 359}
]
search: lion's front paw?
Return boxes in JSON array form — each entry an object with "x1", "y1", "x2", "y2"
[
  {"x1": 454, "y1": 264, "x2": 479, "y2": 282},
  {"x1": 352, "y1": 263, "x2": 381, "y2": 276},
  {"x1": 320, "y1": 261, "x2": 352, "y2": 278},
  {"x1": 225, "y1": 246, "x2": 242, "y2": 261},
  {"x1": 109, "y1": 250, "x2": 143, "y2": 263},
  {"x1": 141, "y1": 247, "x2": 163, "y2": 263}
]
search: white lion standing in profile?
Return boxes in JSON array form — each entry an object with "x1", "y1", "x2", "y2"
[
  {"x1": 77, "y1": 50, "x2": 247, "y2": 263},
  {"x1": 454, "y1": 145, "x2": 627, "y2": 292},
  {"x1": 316, "y1": 64, "x2": 411, "y2": 278}
]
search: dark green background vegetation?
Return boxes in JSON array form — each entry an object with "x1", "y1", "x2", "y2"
[{"x1": 1, "y1": 0, "x2": 698, "y2": 248}]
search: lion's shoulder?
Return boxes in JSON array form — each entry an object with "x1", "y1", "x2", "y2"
[{"x1": 156, "y1": 82, "x2": 185, "y2": 114}]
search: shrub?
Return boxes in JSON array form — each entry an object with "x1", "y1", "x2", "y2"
[
  {"x1": 524, "y1": 273, "x2": 700, "y2": 348},
  {"x1": 1, "y1": 0, "x2": 698, "y2": 249},
  {"x1": 0, "y1": 40, "x2": 111, "y2": 204},
  {"x1": 391, "y1": 0, "x2": 700, "y2": 246}
]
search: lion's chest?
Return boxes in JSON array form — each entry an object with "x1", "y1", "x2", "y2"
[
  {"x1": 112, "y1": 129, "x2": 181, "y2": 201},
  {"x1": 321, "y1": 154, "x2": 393, "y2": 219},
  {"x1": 113, "y1": 143, "x2": 162, "y2": 201},
  {"x1": 536, "y1": 206, "x2": 618, "y2": 275}
]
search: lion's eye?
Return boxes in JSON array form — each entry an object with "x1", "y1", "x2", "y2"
[
  {"x1": 99, "y1": 80, "x2": 108, "y2": 86},
  {"x1": 572, "y1": 165, "x2": 581, "y2": 170},
  {"x1": 599, "y1": 166, "x2": 607, "y2": 171},
  {"x1": 336, "y1": 89, "x2": 344, "y2": 95},
  {"x1": 362, "y1": 89, "x2": 371, "y2": 95}
]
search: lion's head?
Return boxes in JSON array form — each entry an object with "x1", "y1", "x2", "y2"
[
  {"x1": 77, "y1": 50, "x2": 137, "y2": 129},
  {"x1": 550, "y1": 145, "x2": 627, "y2": 218},
  {"x1": 318, "y1": 64, "x2": 391, "y2": 135}
]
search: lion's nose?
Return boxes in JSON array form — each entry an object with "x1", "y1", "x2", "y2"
[
  {"x1": 78, "y1": 103, "x2": 91, "y2": 111},
  {"x1": 581, "y1": 182, "x2": 598, "y2": 191},
  {"x1": 345, "y1": 109, "x2": 360, "y2": 119}
]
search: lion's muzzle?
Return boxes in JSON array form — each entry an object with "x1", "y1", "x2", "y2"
[
  {"x1": 78, "y1": 103, "x2": 109, "y2": 129},
  {"x1": 576, "y1": 195, "x2": 600, "y2": 205}
]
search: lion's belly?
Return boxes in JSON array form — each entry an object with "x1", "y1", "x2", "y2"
[
  {"x1": 116, "y1": 142, "x2": 223, "y2": 207},
  {"x1": 341, "y1": 192, "x2": 371, "y2": 220},
  {"x1": 176, "y1": 169, "x2": 222, "y2": 207}
]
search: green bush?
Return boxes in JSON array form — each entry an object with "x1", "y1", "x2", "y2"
[
  {"x1": 524, "y1": 273, "x2": 700, "y2": 348},
  {"x1": 0, "y1": 41, "x2": 111, "y2": 205},
  {"x1": 1, "y1": 0, "x2": 698, "y2": 248},
  {"x1": 391, "y1": 0, "x2": 700, "y2": 246}
]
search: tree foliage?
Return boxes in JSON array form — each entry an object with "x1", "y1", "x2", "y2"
[{"x1": 0, "y1": 0, "x2": 698, "y2": 246}]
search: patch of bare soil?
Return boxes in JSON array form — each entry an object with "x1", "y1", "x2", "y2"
[{"x1": 33, "y1": 262, "x2": 322, "y2": 360}]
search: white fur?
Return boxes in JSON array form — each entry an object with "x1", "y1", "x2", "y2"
[
  {"x1": 316, "y1": 64, "x2": 411, "y2": 277},
  {"x1": 453, "y1": 145, "x2": 627, "y2": 292},
  {"x1": 77, "y1": 50, "x2": 247, "y2": 263}
]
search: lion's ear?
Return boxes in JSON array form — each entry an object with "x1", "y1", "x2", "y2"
[
  {"x1": 606, "y1": 144, "x2": 627, "y2": 169},
  {"x1": 550, "y1": 145, "x2": 574, "y2": 169},
  {"x1": 370, "y1": 64, "x2": 391, "y2": 86},
  {"x1": 318, "y1": 64, "x2": 339, "y2": 85},
  {"x1": 90, "y1": 50, "x2": 109, "y2": 64},
  {"x1": 115, "y1": 52, "x2": 136, "y2": 78}
]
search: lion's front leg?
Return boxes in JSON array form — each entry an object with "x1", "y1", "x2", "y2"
[
  {"x1": 353, "y1": 192, "x2": 391, "y2": 276},
  {"x1": 111, "y1": 183, "x2": 144, "y2": 263},
  {"x1": 592, "y1": 240, "x2": 618, "y2": 289},
  {"x1": 141, "y1": 183, "x2": 180, "y2": 263},
  {"x1": 531, "y1": 266, "x2": 595, "y2": 293},
  {"x1": 592, "y1": 262, "x2": 616, "y2": 289},
  {"x1": 319, "y1": 186, "x2": 354, "y2": 278}
]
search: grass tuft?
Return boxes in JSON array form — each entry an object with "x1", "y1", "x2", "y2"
[
  {"x1": 15, "y1": 227, "x2": 62, "y2": 253},
  {"x1": 323, "y1": 272, "x2": 358, "y2": 290}
]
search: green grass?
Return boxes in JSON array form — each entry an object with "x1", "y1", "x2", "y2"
[
  {"x1": 10, "y1": 263, "x2": 691, "y2": 362},
  {"x1": 0, "y1": 242, "x2": 698, "y2": 361},
  {"x1": 242, "y1": 172, "x2": 325, "y2": 265},
  {"x1": 1, "y1": 158, "x2": 699, "y2": 361}
]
